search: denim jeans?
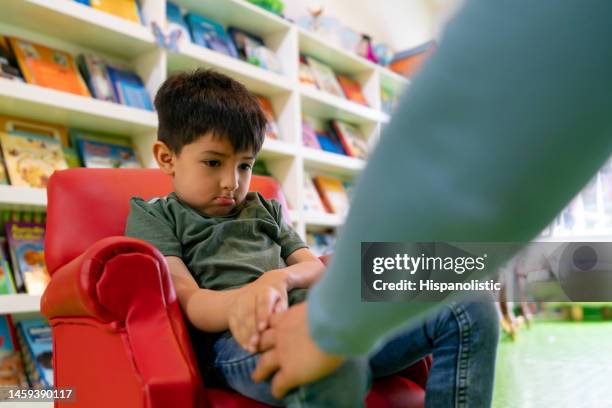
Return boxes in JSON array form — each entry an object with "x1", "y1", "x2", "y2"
[{"x1": 202, "y1": 301, "x2": 499, "y2": 407}]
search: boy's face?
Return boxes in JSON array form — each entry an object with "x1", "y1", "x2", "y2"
[{"x1": 155, "y1": 133, "x2": 255, "y2": 216}]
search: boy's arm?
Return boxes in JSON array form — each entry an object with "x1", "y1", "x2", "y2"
[
  {"x1": 166, "y1": 256, "x2": 241, "y2": 332},
  {"x1": 281, "y1": 248, "x2": 326, "y2": 290}
]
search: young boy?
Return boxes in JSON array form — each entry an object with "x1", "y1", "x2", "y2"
[{"x1": 126, "y1": 69, "x2": 500, "y2": 407}]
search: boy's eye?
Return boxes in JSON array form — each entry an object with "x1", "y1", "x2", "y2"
[
  {"x1": 203, "y1": 160, "x2": 221, "y2": 167},
  {"x1": 239, "y1": 163, "x2": 252, "y2": 171}
]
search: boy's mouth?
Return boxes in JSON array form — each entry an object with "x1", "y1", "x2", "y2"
[{"x1": 214, "y1": 196, "x2": 235, "y2": 206}]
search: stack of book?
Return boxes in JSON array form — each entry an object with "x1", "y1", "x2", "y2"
[
  {"x1": 302, "y1": 116, "x2": 369, "y2": 160},
  {"x1": 0, "y1": 35, "x2": 153, "y2": 111},
  {"x1": 14, "y1": 319, "x2": 53, "y2": 389},
  {"x1": 303, "y1": 173, "x2": 353, "y2": 218},
  {"x1": 0, "y1": 114, "x2": 143, "y2": 189},
  {"x1": 299, "y1": 55, "x2": 369, "y2": 106},
  {"x1": 168, "y1": 2, "x2": 283, "y2": 74}
]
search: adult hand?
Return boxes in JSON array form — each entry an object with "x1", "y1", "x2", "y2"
[
  {"x1": 228, "y1": 270, "x2": 289, "y2": 353},
  {"x1": 251, "y1": 302, "x2": 345, "y2": 398}
]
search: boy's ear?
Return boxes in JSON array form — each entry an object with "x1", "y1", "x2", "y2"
[{"x1": 153, "y1": 141, "x2": 175, "y2": 175}]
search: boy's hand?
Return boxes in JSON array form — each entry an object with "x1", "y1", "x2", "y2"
[{"x1": 228, "y1": 269, "x2": 289, "y2": 353}]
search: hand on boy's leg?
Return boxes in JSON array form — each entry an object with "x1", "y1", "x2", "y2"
[
  {"x1": 228, "y1": 270, "x2": 289, "y2": 353},
  {"x1": 252, "y1": 302, "x2": 344, "y2": 398}
]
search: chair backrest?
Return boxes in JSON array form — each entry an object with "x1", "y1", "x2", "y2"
[{"x1": 45, "y1": 168, "x2": 290, "y2": 275}]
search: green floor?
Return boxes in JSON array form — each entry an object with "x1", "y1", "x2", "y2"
[{"x1": 493, "y1": 320, "x2": 612, "y2": 408}]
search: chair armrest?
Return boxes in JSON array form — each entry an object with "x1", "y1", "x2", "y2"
[
  {"x1": 42, "y1": 236, "x2": 205, "y2": 408},
  {"x1": 41, "y1": 236, "x2": 169, "y2": 321}
]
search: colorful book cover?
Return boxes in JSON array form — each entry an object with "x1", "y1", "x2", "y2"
[
  {"x1": 77, "y1": 138, "x2": 140, "y2": 168},
  {"x1": 316, "y1": 130, "x2": 346, "y2": 155},
  {"x1": 186, "y1": 13, "x2": 238, "y2": 58},
  {"x1": 332, "y1": 120, "x2": 368, "y2": 159},
  {"x1": 77, "y1": 54, "x2": 117, "y2": 103},
  {"x1": 336, "y1": 75, "x2": 368, "y2": 106},
  {"x1": 5, "y1": 220, "x2": 49, "y2": 295},
  {"x1": 0, "y1": 114, "x2": 69, "y2": 147},
  {"x1": 15, "y1": 319, "x2": 53, "y2": 388},
  {"x1": 0, "y1": 35, "x2": 24, "y2": 81},
  {"x1": 299, "y1": 55, "x2": 317, "y2": 88},
  {"x1": 301, "y1": 118, "x2": 320, "y2": 149},
  {"x1": 0, "y1": 239, "x2": 17, "y2": 294},
  {"x1": 303, "y1": 173, "x2": 326, "y2": 213},
  {"x1": 69, "y1": 128, "x2": 132, "y2": 149},
  {"x1": 106, "y1": 65, "x2": 153, "y2": 111},
  {"x1": 0, "y1": 315, "x2": 28, "y2": 390},
  {"x1": 0, "y1": 132, "x2": 68, "y2": 188},
  {"x1": 166, "y1": 1, "x2": 191, "y2": 42},
  {"x1": 256, "y1": 96, "x2": 279, "y2": 140},
  {"x1": 228, "y1": 27, "x2": 264, "y2": 61},
  {"x1": 305, "y1": 56, "x2": 345, "y2": 98},
  {"x1": 9, "y1": 37, "x2": 90, "y2": 97},
  {"x1": 0, "y1": 152, "x2": 8, "y2": 185},
  {"x1": 88, "y1": 0, "x2": 141, "y2": 24},
  {"x1": 313, "y1": 175, "x2": 350, "y2": 216},
  {"x1": 62, "y1": 147, "x2": 82, "y2": 168}
]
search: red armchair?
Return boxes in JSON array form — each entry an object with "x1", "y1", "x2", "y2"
[{"x1": 41, "y1": 168, "x2": 430, "y2": 408}]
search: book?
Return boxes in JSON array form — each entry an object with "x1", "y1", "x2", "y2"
[
  {"x1": 77, "y1": 138, "x2": 141, "y2": 168},
  {"x1": 298, "y1": 55, "x2": 317, "y2": 88},
  {"x1": 0, "y1": 132, "x2": 68, "y2": 188},
  {"x1": 301, "y1": 118, "x2": 321, "y2": 149},
  {"x1": 0, "y1": 151, "x2": 8, "y2": 185},
  {"x1": 228, "y1": 27, "x2": 264, "y2": 61},
  {"x1": 166, "y1": 1, "x2": 191, "y2": 43},
  {"x1": 390, "y1": 40, "x2": 436, "y2": 79},
  {"x1": 76, "y1": 54, "x2": 117, "y2": 103},
  {"x1": 88, "y1": 0, "x2": 141, "y2": 24},
  {"x1": 0, "y1": 35, "x2": 23, "y2": 81},
  {"x1": 305, "y1": 57, "x2": 345, "y2": 98},
  {"x1": 9, "y1": 37, "x2": 90, "y2": 97},
  {"x1": 303, "y1": 173, "x2": 326, "y2": 213},
  {"x1": 313, "y1": 175, "x2": 350, "y2": 216},
  {"x1": 0, "y1": 239, "x2": 17, "y2": 294},
  {"x1": 316, "y1": 129, "x2": 346, "y2": 155},
  {"x1": 336, "y1": 75, "x2": 368, "y2": 106},
  {"x1": 256, "y1": 96, "x2": 279, "y2": 140},
  {"x1": 0, "y1": 315, "x2": 28, "y2": 391},
  {"x1": 186, "y1": 13, "x2": 238, "y2": 58},
  {"x1": 62, "y1": 147, "x2": 82, "y2": 168},
  {"x1": 306, "y1": 231, "x2": 336, "y2": 257},
  {"x1": 5, "y1": 220, "x2": 49, "y2": 295},
  {"x1": 106, "y1": 65, "x2": 153, "y2": 111},
  {"x1": 69, "y1": 129, "x2": 133, "y2": 149},
  {"x1": 14, "y1": 319, "x2": 53, "y2": 389},
  {"x1": 0, "y1": 114, "x2": 69, "y2": 147},
  {"x1": 331, "y1": 120, "x2": 368, "y2": 159},
  {"x1": 381, "y1": 86, "x2": 398, "y2": 114}
]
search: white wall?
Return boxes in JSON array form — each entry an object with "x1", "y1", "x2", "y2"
[{"x1": 284, "y1": 0, "x2": 462, "y2": 52}]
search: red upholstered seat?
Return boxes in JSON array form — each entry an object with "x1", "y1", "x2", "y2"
[{"x1": 41, "y1": 168, "x2": 429, "y2": 408}]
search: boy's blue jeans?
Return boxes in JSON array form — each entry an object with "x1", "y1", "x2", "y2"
[{"x1": 203, "y1": 301, "x2": 499, "y2": 407}]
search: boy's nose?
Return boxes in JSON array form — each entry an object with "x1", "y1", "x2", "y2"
[{"x1": 221, "y1": 169, "x2": 239, "y2": 191}]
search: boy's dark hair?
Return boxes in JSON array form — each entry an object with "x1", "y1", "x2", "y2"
[{"x1": 154, "y1": 69, "x2": 267, "y2": 155}]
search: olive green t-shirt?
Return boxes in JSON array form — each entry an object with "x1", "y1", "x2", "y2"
[{"x1": 125, "y1": 191, "x2": 308, "y2": 305}]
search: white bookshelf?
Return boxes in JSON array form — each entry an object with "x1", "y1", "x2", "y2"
[
  {"x1": 0, "y1": 0, "x2": 410, "y2": 313},
  {"x1": 0, "y1": 79, "x2": 158, "y2": 136},
  {"x1": 0, "y1": 295, "x2": 41, "y2": 314}
]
